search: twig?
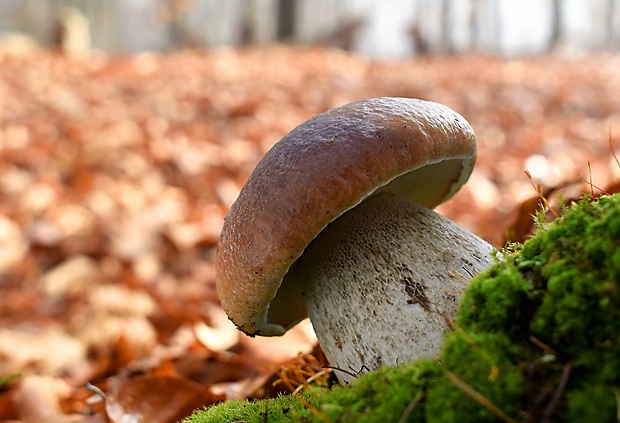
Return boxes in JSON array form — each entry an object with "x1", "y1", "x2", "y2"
[
  {"x1": 292, "y1": 369, "x2": 333, "y2": 395},
  {"x1": 443, "y1": 316, "x2": 499, "y2": 381},
  {"x1": 85, "y1": 383, "x2": 112, "y2": 423},
  {"x1": 588, "y1": 162, "x2": 594, "y2": 197},
  {"x1": 398, "y1": 392, "x2": 424, "y2": 423},
  {"x1": 524, "y1": 170, "x2": 559, "y2": 218},
  {"x1": 541, "y1": 361, "x2": 572, "y2": 423},
  {"x1": 444, "y1": 371, "x2": 517, "y2": 423},
  {"x1": 322, "y1": 364, "x2": 368, "y2": 380},
  {"x1": 445, "y1": 269, "x2": 470, "y2": 295},
  {"x1": 610, "y1": 127, "x2": 620, "y2": 170},
  {"x1": 529, "y1": 336, "x2": 557, "y2": 357}
]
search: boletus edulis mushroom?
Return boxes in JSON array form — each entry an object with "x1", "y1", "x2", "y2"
[{"x1": 216, "y1": 97, "x2": 496, "y2": 383}]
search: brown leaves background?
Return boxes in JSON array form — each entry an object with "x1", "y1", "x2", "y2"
[{"x1": 0, "y1": 46, "x2": 619, "y2": 422}]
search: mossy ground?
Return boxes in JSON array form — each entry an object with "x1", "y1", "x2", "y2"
[{"x1": 186, "y1": 194, "x2": 620, "y2": 423}]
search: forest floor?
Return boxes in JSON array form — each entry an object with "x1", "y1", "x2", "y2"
[{"x1": 0, "y1": 45, "x2": 619, "y2": 422}]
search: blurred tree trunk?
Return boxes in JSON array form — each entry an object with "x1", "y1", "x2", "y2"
[
  {"x1": 440, "y1": 0, "x2": 453, "y2": 53},
  {"x1": 549, "y1": 0, "x2": 562, "y2": 50},
  {"x1": 606, "y1": 0, "x2": 618, "y2": 47},
  {"x1": 469, "y1": 0, "x2": 501, "y2": 52},
  {"x1": 469, "y1": 0, "x2": 481, "y2": 51},
  {"x1": 410, "y1": 0, "x2": 430, "y2": 54},
  {"x1": 277, "y1": 0, "x2": 296, "y2": 39},
  {"x1": 244, "y1": 0, "x2": 278, "y2": 44}
]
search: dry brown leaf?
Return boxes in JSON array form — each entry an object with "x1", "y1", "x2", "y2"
[
  {"x1": 103, "y1": 374, "x2": 222, "y2": 423},
  {"x1": 0, "y1": 327, "x2": 86, "y2": 377},
  {"x1": 0, "y1": 216, "x2": 28, "y2": 272},
  {"x1": 193, "y1": 304, "x2": 239, "y2": 352},
  {"x1": 38, "y1": 255, "x2": 100, "y2": 296},
  {"x1": 14, "y1": 375, "x2": 103, "y2": 423}
]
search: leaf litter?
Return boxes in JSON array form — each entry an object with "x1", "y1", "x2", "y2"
[{"x1": 0, "y1": 45, "x2": 619, "y2": 422}]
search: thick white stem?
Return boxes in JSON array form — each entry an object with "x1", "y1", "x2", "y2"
[{"x1": 298, "y1": 193, "x2": 496, "y2": 384}]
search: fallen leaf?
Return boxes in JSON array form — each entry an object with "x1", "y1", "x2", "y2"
[
  {"x1": 0, "y1": 327, "x2": 86, "y2": 377},
  {"x1": 0, "y1": 216, "x2": 28, "y2": 272},
  {"x1": 104, "y1": 374, "x2": 223, "y2": 423}
]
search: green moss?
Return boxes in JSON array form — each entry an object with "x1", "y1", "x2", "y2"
[
  {"x1": 186, "y1": 194, "x2": 620, "y2": 422},
  {"x1": 184, "y1": 362, "x2": 441, "y2": 423},
  {"x1": 318, "y1": 359, "x2": 440, "y2": 422},
  {"x1": 425, "y1": 332, "x2": 524, "y2": 423},
  {"x1": 565, "y1": 383, "x2": 619, "y2": 423},
  {"x1": 184, "y1": 393, "x2": 320, "y2": 422},
  {"x1": 526, "y1": 196, "x2": 620, "y2": 374},
  {"x1": 455, "y1": 260, "x2": 537, "y2": 342}
]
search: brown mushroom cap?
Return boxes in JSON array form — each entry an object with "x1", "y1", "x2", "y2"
[{"x1": 216, "y1": 97, "x2": 477, "y2": 336}]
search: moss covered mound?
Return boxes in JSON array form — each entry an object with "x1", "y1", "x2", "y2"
[{"x1": 186, "y1": 194, "x2": 620, "y2": 422}]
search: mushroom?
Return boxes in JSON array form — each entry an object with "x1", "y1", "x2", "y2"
[{"x1": 216, "y1": 97, "x2": 496, "y2": 383}]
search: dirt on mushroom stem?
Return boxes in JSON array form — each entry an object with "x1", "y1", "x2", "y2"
[{"x1": 295, "y1": 192, "x2": 497, "y2": 384}]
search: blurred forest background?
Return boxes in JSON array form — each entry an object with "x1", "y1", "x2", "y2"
[
  {"x1": 2, "y1": 0, "x2": 620, "y2": 56},
  {"x1": 1, "y1": 1, "x2": 620, "y2": 422}
]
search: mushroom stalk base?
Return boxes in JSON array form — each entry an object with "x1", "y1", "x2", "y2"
[{"x1": 298, "y1": 193, "x2": 496, "y2": 384}]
